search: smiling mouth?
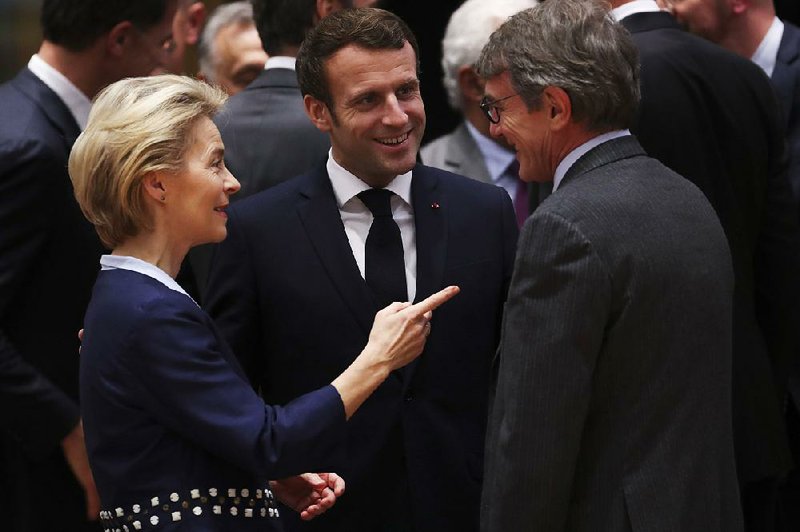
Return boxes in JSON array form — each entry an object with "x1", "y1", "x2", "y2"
[
  {"x1": 376, "y1": 131, "x2": 410, "y2": 146},
  {"x1": 213, "y1": 205, "x2": 228, "y2": 213}
]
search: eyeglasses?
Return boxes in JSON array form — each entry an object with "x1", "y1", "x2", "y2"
[{"x1": 479, "y1": 93, "x2": 520, "y2": 124}]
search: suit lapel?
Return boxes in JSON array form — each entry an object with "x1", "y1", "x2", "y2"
[
  {"x1": 411, "y1": 165, "x2": 447, "y2": 305},
  {"x1": 773, "y1": 24, "x2": 800, "y2": 130},
  {"x1": 296, "y1": 167, "x2": 378, "y2": 336},
  {"x1": 12, "y1": 68, "x2": 81, "y2": 149},
  {"x1": 399, "y1": 166, "x2": 447, "y2": 385}
]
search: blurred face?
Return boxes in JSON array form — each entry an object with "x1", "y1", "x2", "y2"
[
  {"x1": 154, "y1": 1, "x2": 205, "y2": 74},
  {"x1": 212, "y1": 22, "x2": 268, "y2": 95},
  {"x1": 317, "y1": 42, "x2": 425, "y2": 188},
  {"x1": 484, "y1": 71, "x2": 553, "y2": 183},
  {"x1": 667, "y1": 0, "x2": 731, "y2": 43},
  {"x1": 165, "y1": 116, "x2": 240, "y2": 246},
  {"x1": 125, "y1": 2, "x2": 180, "y2": 77}
]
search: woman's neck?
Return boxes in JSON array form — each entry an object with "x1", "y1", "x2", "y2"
[{"x1": 112, "y1": 232, "x2": 189, "y2": 279}]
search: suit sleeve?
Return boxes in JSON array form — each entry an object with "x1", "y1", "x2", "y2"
[
  {"x1": 203, "y1": 208, "x2": 265, "y2": 388},
  {"x1": 125, "y1": 296, "x2": 347, "y2": 478},
  {"x1": 0, "y1": 138, "x2": 80, "y2": 457},
  {"x1": 481, "y1": 210, "x2": 611, "y2": 532}
]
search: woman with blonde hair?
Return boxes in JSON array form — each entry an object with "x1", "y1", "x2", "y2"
[{"x1": 69, "y1": 75, "x2": 456, "y2": 531}]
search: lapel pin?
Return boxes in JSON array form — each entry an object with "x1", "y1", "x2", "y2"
[{"x1": 431, "y1": 202, "x2": 440, "y2": 209}]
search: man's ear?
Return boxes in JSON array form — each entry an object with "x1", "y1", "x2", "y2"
[
  {"x1": 541, "y1": 86, "x2": 572, "y2": 131},
  {"x1": 142, "y1": 171, "x2": 168, "y2": 203},
  {"x1": 316, "y1": 0, "x2": 341, "y2": 22},
  {"x1": 304, "y1": 95, "x2": 333, "y2": 133},
  {"x1": 184, "y1": 2, "x2": 207, "y2": 46},
  {"x1": 107, "y1": 21, "x2": 134, "y2": 57},
  {"x1": 457, "y1": 66, "x2": 485, "y2": 105}
]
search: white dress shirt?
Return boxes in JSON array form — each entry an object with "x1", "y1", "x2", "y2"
[
  {"x1": 264, "y1": 56, "x2": 297, "y2": 71},
  {"x1": 327, "y1": 151, "x2": 417, "y2": 302},
  {"x1": 27, "y1": 54, "x2": 92, "y2": 130},
  {"x1": 553, "y1": 130, "x2": 631, "y2": 192},
  {"x1": 610, "y1": 0, "x2": 662, "y2": 21},
  {"x1": 752, "y1": 16, "x2": 785, "y2": 77}
]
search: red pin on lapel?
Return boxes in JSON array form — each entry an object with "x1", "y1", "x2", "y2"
[{"x1": 431, "y1": 202, "x2": 440, "y2": 209}]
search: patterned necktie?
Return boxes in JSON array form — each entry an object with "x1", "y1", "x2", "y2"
[
  {"x1": 357, "y1": 189, "x2": 408, "y2": 307},
  {"x1": 508, "y1": 159, "x2": 528, "y2": 227}
]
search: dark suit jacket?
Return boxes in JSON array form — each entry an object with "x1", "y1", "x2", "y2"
[
  {"x1": 482, "y1": 136, "x2": 742, "y2": 532},
  {"x1": 623, "y1": 11, "x2": 800, "y2": 484},
  {"x1": 205, "y1": 163, "x2": 517, "y2": 532},
  {"x1": 215, "y1": 67, "x2": 331, "y2": 201},
  {"x1": 81, "y1": 268, "x2": 347, "y2": 531},
  {"x1": 0, "y1": 68, "x2": 104, "y2": 531}
]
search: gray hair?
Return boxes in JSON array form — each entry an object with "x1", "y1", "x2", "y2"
[
  {"x1": 442, "y1": 0, "x2": 538, "y2": 110},
  {"x1": 476, "y1": 0, "x2": 640, "y2": 131},
  {"x1": 198, "y1": 1, "x2": 257, "y2": 83}
]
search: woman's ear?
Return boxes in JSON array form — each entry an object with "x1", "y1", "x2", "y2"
[{"x1": 142, "y1": 171, "x2": 168, "y2": 203}]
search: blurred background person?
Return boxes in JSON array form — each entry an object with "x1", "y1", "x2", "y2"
[
  {"x1": 154, "y1": 0, "x2": 206, "y2": 74},
  {"x1": 198, "y1": 1, "x2": 268, "y2": 95},
  {"x1": 420, "y1": 0, "x2": 538, "y2": 228},
  {"x1": 69, "y1": 74, "x2": 456, "y2": 531},
  {"x1": 216, "y1": 0, "x2": 350, "y2": 201},
  {"x1": 0, "y1": 1, "x2": 178, "y2": 531}
]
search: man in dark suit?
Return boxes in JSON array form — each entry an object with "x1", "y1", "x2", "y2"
[
  {"x1": 0, "y1": 1, "x2": 178, "y2": 531},
  {"x1": 216, "y1": 0, "x2": 352, "y2": 200},
  {"x1": 477, "y1": 1, "x2": 742, "y2": 530},
  {"x1": 420, "y1": 0, "x2": 539, "y2": 227},
  {"x1": 611, "y1": 2, "x2": 800, "y2": 530},
  {"x1": 205, "y1": 8, "x2": 517, "y2": 532}
]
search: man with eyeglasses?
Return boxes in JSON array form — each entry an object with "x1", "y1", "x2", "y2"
[
  {"x1": 478, "y1": 1, "x2": 742, "y2": 530},
  {"x1": 0, "y1": 1, "x2": 178, "y2": 531},
  {"x1": 420, "y1": 0, "x2": 539, "y2": 228}
]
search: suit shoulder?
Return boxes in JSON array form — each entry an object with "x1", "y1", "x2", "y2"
[
  {"x1": 419, "y1": 131, "x2": 455, "y2": 166},
  {"x1": 417, "y1": 164, "x2": 507, "y2": 203}
]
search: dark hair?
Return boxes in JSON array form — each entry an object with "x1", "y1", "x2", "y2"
[
  {"x1": 41, "y1": 0, "x2": 173, "y2": 52},
  {"x1": 476, "y1": 0, "x2": 640, "y2": 131},
  {"x1": 251, "y1": 0, "x2": 354, "y2": 56},
  {"x1": 296, "y1": 7, "x2": 420, "y2": 109}
]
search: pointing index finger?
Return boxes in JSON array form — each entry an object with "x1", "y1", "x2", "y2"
[{"x1": 406, "y1": 286, "x2": 460, "y2": 316}]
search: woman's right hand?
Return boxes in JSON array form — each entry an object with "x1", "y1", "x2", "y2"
[
  {"x1": 364, "y1": 286, "x2": 460, "y2": 372},
  {"x1": 331, "y1": 286, "x2": 460, "y2": 419}
]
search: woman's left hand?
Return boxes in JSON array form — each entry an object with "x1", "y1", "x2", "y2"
[{"x1": 270, "y1": 472, "x2": 345, "y2": 520}]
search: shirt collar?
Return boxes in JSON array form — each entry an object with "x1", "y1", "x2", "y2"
[
  {"x1": 611, "y1": 0, "x2": 662, "y2": 21},
  {"x1": 27, "y1": 54, "x2": 92, "y2": 130},
  {"x1": 100, "y1": 255, "x2": 196, "y2": 305},
  {"x1": 464, "y1": 120, "x2": 516, "y2": 184},
  {"x1": 553, "y1": 130, "x2": 631, "y2": 191},
  {"x1": 326, "y1": 149, "x2": 413, "y2": 208},
  {"x1": 264, "y1": 56, "x2": 296, "y2": 71},
  {"x1": 752, "y1": 16, "x2": 784, "y2": 77}
]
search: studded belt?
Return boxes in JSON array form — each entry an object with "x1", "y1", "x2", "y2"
[{"x1": 99, "y1": 486, "x2": 280, "y2": 531}]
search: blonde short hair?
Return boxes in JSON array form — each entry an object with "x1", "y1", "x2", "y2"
[{"x1": 69, "y1": 75, "x2": 227, "y2": 249}]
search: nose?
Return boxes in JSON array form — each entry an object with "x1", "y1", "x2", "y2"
[
  {"x1": 224, "y1": 169, "x2": 241, "y2": 195},
  {"x1": 382, "y1": 95, "x2": 409, "y2": 127},
  {"x1": 488, "y1": 121, "x2": 502, "y2": 139}
]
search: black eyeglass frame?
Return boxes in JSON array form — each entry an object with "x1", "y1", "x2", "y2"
[{"x1": 479, "y1": 93, "x2": 520, "y2": 124}]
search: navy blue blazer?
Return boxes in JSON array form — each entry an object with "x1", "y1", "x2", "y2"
[
  {"x1": 205, "y1": 163, "x2": 517, "y2": 532},
  {"x1": 0, "y1": 67, "x2": 104, "y2": 531},
  {"x1": 81, "y1": 269, "x2": 348, "y2": 531}
]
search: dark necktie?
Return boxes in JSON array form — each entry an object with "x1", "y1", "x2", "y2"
[
  {"x1": 357, "y1": 189, "x2": 408, "y2": 307},
  {"x1": 508, "y1": 159, "x2": 529, "y2": 228}
]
